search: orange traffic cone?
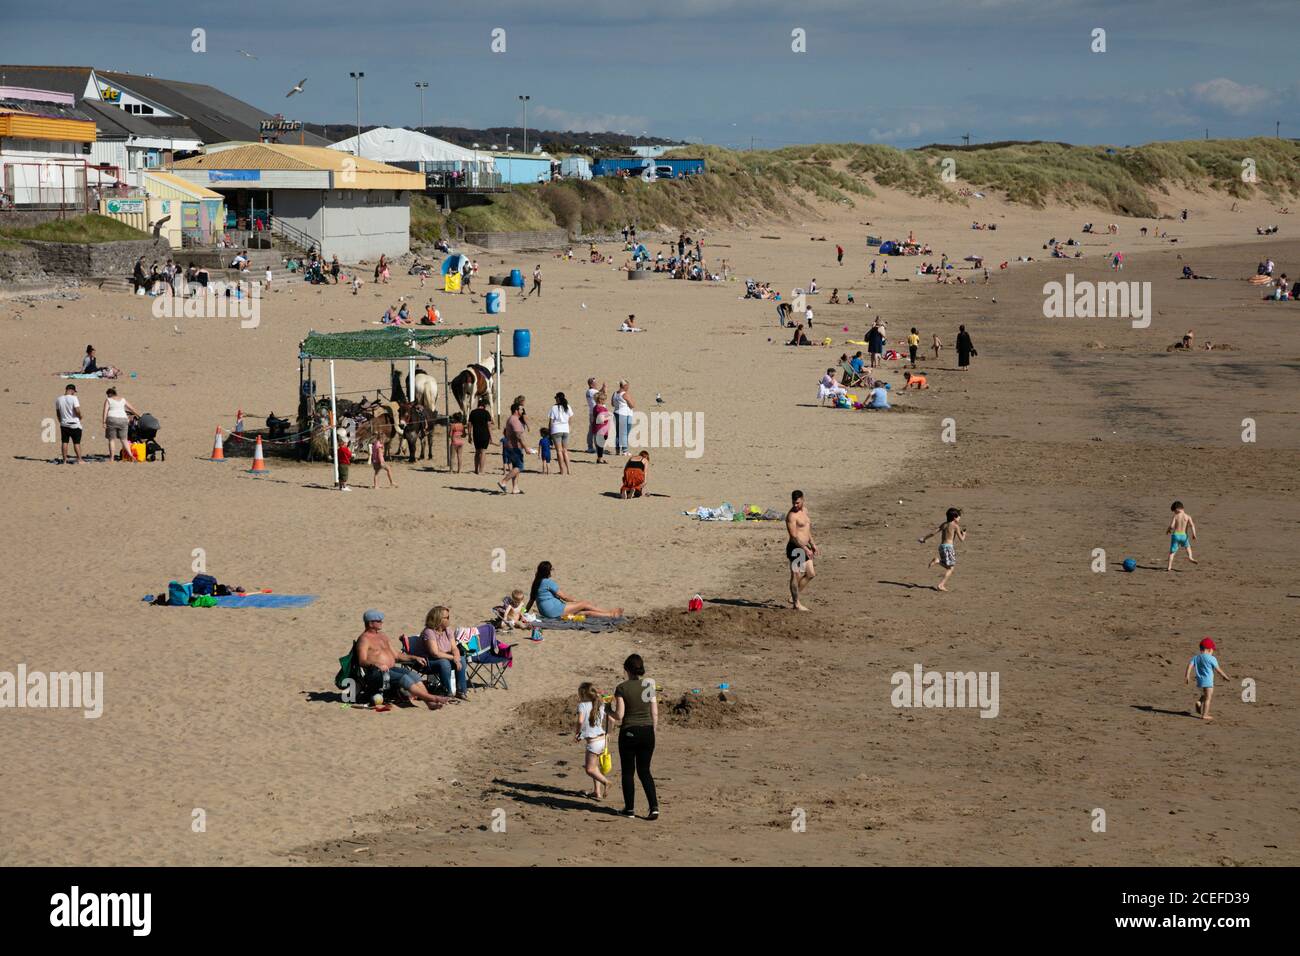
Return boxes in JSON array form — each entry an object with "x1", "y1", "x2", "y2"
[
  {"x1": 247, "y1": 435, "x2": 270, "y2": 475},
  {"x1": 209, "y1": 427, "x2": 225, "y2": 461}
]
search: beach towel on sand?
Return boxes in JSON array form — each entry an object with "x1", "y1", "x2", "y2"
[{"x1": 535, "y1": 617, "x2": 626, "y2": 633}]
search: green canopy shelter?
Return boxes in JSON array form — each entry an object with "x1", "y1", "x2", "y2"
[{"x1": 298, "y1": 325, "x2": 502, "y2": 481}]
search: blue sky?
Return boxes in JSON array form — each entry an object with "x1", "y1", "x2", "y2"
[{"x1": 3, "y1": 0, "x2": 1295, "y2": 147}]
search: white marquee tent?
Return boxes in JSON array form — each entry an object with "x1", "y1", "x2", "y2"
[{"x1": 328, "y1": 127, "x2": 495, "y2": 170}]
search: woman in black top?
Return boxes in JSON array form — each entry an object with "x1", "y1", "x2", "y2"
[
  {"x1": 606, "y1": 653, "x2": 659, "y2": 819},
  {"x1": 467, "y1": 397, "x2": 493, "y2": 474},
  {"x1": 956, "y1": 325, "x2": 975, "y2": 370}
]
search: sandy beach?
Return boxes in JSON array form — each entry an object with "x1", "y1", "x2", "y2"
[{"x1": 1, "y1": 182, "x2": 1296, "y2": 866}]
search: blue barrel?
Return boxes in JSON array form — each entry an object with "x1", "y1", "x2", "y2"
[
  {"x1": 509, "y1": 268, "x2": 523, "y2": 287},
  {"x1": 486, "y1": 290, "x2": 502, "y2": 314},
  {"x1": 513, "y1": 328, "x2": 531, "y2": 357}
]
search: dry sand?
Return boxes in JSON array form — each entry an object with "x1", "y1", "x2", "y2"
[{"x1": 1, "y1": 182, "x2": 1296, "y2": 866}]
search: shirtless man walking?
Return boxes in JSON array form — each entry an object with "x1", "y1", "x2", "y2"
[
  {"x1": 785, "y1": 490, "x2": 817, "y2": 611},
  {"x1": 354, "y1": 609, "x2": 451, "y2": 710}
]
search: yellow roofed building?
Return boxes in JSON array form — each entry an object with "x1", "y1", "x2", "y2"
[{"x1": 170, "y1": 142, "x2": 422, "y2": 259}]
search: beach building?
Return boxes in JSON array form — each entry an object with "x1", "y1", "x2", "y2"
[
  {"x1": 0, "y1": 85, "x2": 98, "y2": 209},
  {"x1": 558, "y1": 156, "x2": 593, "y2": 180},
  {"x1": 78, "y1": 98, "x2": 202, "y2": 189},
  {"x1": 171, "y1": 142, "x2": 422, "y2": 259},
  {"x1": 94, "y1": 171, "x2": 225, "y2": 247},
  {"x1": 492, "y1": 152, "x2": 553, "y2": 184},
  {"x1": 591, "y1": 156, "x2": 706, "y2": 178},
  {"x1": 0, "y1": 65, "x2": 330, "y2": 148}
]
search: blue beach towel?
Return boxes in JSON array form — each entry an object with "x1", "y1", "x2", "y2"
[{"x1": 213, "y1": 594, "x2": 318, "y2": 609}]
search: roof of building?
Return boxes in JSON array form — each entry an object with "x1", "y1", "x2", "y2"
[
  {"x1": 0, "y1": 95, "x2": 93, "y2": 123},
  {"x1": 173, "y1": 142, "x2": 424, "y2": 189},
  {"x1": 0, "y1": 66, "x2": 94, "y2": 96},
  {"x1": 77, "y1": 97, "x2": 200, "y2": 141},
  {"x1": 142, "y1": 171, "x2": 223, "y2": 200},
  {"x1": 95, "y1": 71, "x2": 331, "y2": 146}
]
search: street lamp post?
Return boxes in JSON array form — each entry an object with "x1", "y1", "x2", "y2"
[
  {"x1": 349, "y1": 71, "x2": 365, "y2": 159},
  {"x1": 518, "y1": 94, "x2": 531, "y2": 154},
  {"x1": 414, "y1": 81, "x2": 428, "y2": 132}
]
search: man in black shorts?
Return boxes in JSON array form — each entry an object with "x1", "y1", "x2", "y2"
[
  {"x1": 55, "y1": 384, "x2": 84, "y2": 464},
  {"x1": 468, "y1": 397, "x2": 493, "y2": 474},
  {"x1": 785, "y1": 489, "x2": 817, "y2": 611}
]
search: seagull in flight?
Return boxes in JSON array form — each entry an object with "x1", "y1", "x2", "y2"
[
  {"x1": 237, "y1": 49, "x2": 258, "y2": 59},
  {"x1": 286, "y1": 78, "x2": 308, "y2": 98}
]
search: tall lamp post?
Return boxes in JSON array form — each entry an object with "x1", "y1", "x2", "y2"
[
  {"x1": 414, "y1": 81, "x2": 428, "y2": 131},
  {"x1": 349, "y1": 71, "x2": 365, "y2": 159},
  {"x1": 518, "y1": 94, "x2": 531, "y2": 154}
]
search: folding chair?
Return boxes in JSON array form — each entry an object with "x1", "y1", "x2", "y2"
[
  {"x1": 461, "y1": 622, "x2": 512, "y2": 691},
  {"x1": 397, "y1": 632, "x2": 454, "y2": 695}
]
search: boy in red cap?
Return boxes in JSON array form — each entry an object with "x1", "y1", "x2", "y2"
[{"x1": 1185, "y1": 638, "x2": 1229, "y2": 721}]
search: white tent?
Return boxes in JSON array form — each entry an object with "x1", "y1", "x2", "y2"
[{"x1": 328, "y1": 127, "x2": 494, "y2": 169}]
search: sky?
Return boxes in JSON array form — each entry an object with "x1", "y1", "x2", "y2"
[{"x1": 2, "y1": 0, "x2": 1296, "y2": 148}]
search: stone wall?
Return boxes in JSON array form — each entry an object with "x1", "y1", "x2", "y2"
[
  {"x1": 0, "y1": 244, "x2": 49, "y2": 283},
  {"x1": 0, "y1": 209, "x2": 69, "y2": 229},
  {"x1": 18, "y1": 237, "x2": 172, "y2": 278},
  {"x1": 462, "y1": 228, "x2": 569, "y2": 251}
]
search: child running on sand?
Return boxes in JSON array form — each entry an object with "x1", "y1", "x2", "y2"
[
  {"x1": 370, "y1": 439, "x2": 396, "y2": 488},
  {"x1": 1166, "y1": 500, "x2": 1198, "y2": 570},
  {"x1": 1185, "y1": 637, "x2": 1229, "y2": 721},
  {"x1": 921, "y1": 508, "x2": 966, "y2": 591},
  {"x1": 575, "y1": 682, "x2": 612, "y2": 799}
]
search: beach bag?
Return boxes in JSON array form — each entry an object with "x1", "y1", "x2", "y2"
[
  {"x1": 189, "y1": 594, "x2": 218, "y2": 608},
  {"x1": 168, "y1": 580, "x2": 192, "y2": 606},
  {"x1": 191, "y1": 573, "x2": 218, "y2": 596}
]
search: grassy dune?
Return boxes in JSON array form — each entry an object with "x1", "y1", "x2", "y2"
[
  {"x1": 423, "y1": 138, "x2": 1298, "y2": 240},
  {"x1": 0, "y1": 214, "x2": 151, "y2": 243}
]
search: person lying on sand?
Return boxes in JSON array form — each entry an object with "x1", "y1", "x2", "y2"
[
  {"x1": 526, "y1": 560, "x2": 622, "y2": 619},
  {"x1": 355, "y1": 609, "x2": 452, "y2": 710}
]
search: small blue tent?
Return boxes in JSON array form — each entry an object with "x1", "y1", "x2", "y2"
[
  {"x1": 441, "y1": 253, "x2": 470, "y2": 275},
  {"x1": 878, "y1": 240, "x2": 899, "y2": 255}
]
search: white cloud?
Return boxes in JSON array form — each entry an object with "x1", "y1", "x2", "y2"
[{"x1": 1189, "y1": 78, "x2": 1272, "y2": 114}]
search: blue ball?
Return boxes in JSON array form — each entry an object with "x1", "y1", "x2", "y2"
[{"x1": 1122, "y1": 558, "x2": 1137, "y2": 572}]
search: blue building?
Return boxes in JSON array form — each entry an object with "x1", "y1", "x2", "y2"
[
  {"x1": 492, "y1": 153, "x2": 553, "y2": 184},
  {"x1": 591, "y1": 156, "x2": 706, "y2": 178}
]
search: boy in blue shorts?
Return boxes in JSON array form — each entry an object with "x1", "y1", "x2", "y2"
[
  {"x1": 1184, "y1": 637, "x2": 1229, "y2": 721},
  {"x1": 1166, "y1": 500, "x2": 1198, "y2": 571}
]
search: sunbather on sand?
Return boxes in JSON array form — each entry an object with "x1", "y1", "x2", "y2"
[{"x1": 526, "y1": 561, "x2": 622, "y2": 619}]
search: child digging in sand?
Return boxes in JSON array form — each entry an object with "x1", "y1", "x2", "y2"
[
  {"x1": 1185, "y1": 637, "x2": 1229, "y2": 721},
  {"x1": 1166, "y1": 500, "x2": 1198, "y2": 571},
  {"x1": 575, "y1": 682, "x2": 612, "y2": 799},
  {"x1": 920, "y1": 508, "x2": 966, "y2": 591}
]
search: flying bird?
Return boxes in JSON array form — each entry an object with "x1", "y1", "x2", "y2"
[
  {"x1": 286, "y1": 78, "x2": 308, "y2": 98},
  {"x1": 237, "y1": 49, "x2": 258, "y2": 59}
]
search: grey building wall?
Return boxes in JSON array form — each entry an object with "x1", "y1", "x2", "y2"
[{"x1": 274, "y1": 188, "x2": 410, "y2": 261}]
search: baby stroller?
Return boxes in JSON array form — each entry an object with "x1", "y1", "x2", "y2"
[{"x1": 129, "y1": 413, "x2": 165, "y2": 461}]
